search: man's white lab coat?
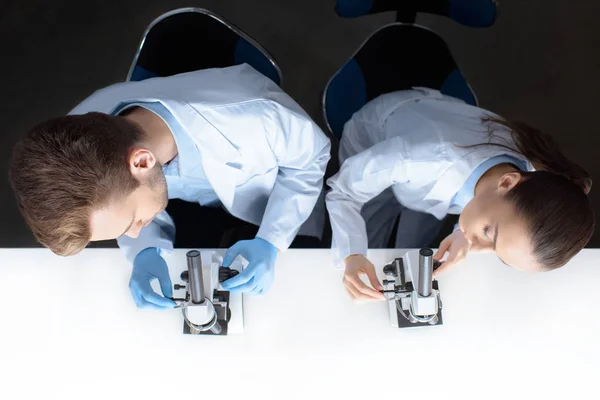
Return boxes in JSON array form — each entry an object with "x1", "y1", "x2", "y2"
[{"x1": 70, "y1": 64, "x2": 331, "y2": 262}]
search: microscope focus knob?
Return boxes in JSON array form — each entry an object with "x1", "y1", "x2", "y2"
[
  {"x1": 383, "y1": 264, "x2": 397, "y2": 277},
  {"x1": 219, "y1": 267, "x2": 239, "y2": 283},
  {"x1": 180, "y1": 271, "x2": 189, "y2": 282}
]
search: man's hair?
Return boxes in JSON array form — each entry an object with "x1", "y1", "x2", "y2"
[{"x1": 10, "y1": 112, "x2": 144, "y2": 256}]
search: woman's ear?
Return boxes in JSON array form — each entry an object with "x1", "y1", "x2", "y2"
[
  {"x1": 498, "y1": 172, "x2": 522, "y2": 193},
  {"x1": 128, "y1": 148, "x2": 157, "y2": 178}
]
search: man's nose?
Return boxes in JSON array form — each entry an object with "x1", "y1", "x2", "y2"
[{"x1": 126, "y1": 225, "x2": 142, "y2": 239}]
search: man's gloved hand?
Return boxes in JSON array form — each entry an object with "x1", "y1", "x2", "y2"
[
  {"x1": 221, "y1": 238, "x2": 278, "y2": 295},
  {"x1": 129, "y1": 248, "x2": 176, "y2": 309}
]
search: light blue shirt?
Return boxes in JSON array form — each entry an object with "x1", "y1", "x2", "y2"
[
  {"x1": 448, "y1": 155, "x2": 528, "y2": 215},
  {"x1": 446, "y1": 155, "x2": 527, "y2": 232},
  {"x1": 112, "y1": 101, "x2": 220, "y2": 206},
  {"x1": 74, "y1": 65, "x2": 330, "y2": 264}
]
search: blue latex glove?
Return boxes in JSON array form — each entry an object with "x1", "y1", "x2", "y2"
[
  {"x1": 221, "y1": 238, "x2": 278, "y2": 294},
  {"x1": 129, "y1": 248, "x2": 176, "y2": 309}
]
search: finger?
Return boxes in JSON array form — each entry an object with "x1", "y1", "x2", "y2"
[
  {"x1": 343, "y1": 281, "x2": 359, "y2": 300},
  {"x1": 432, "y1": 261, "x2": 448, "y2": 278},
  {"x1": 347, "y1": 273, "x2": 385, "y2": 299},
  {"x1": 433, "y1": 253, "x2": 456, "y2": 278},
  {"x1": 365, "y1": 265, "x2": 384, "y2": 291},
  {"x1": 445, "y1": 245, "x2": 469, "y2": 264},
  {"x1": 344, "y1": 287, "x2": 357, "y2": 301},
  {"x1": 221, "y1": 266, "x2": 254, "y2": 289},
  {"x1": 222, "y1": 241, "x2": 244, "y2": 267},
  {"x1": 248, "y1": 285, "x2": 262, "y2": 295},
  {"x1": 129, "y1": 285, "x2": 144, "y2": 308},
  {"x1": 157, "y1": 272, "x2": 174, "y2": 299},
  {"x1": 348, "y1": 283, "x2": 382, "y2": 302},
  {"x1": 346, "y1": 275, "x2": 385, "y2": 300},
  {"x1": 432, "y1": 251, "x2": 466, "y2": 278},
  {"x1": 226, "y1": 277, "x2": 258, "y2": 293},
  {"x1": 433, "y1": 259, "x2": 457, "y2": 278},
  {"x1": 136, "y1": 298, "x2": 174, "y2": 310},
  {"x1": 257, "y1": 273, "x2": 273, "y2": 293},
  {"x1": 141, "y1": 289, "x2": 176, "y2": 309},
  {"x1": 434, "y1": 236, "x2": 452, "y2": 260}
]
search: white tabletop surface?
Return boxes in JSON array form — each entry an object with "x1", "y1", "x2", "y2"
[{"x1": 0, "y1": 248, "x2": 598, "y2": 400}]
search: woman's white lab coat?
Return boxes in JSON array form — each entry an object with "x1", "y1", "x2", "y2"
[
  {"x1": 326, "y1": 88, "x2": 533, "y2": 267},
  {"x1": 70, "y1": 64, "x2": 331, "y2": 262}
]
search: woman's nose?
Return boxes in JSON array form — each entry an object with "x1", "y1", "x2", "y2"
[
  {"x1": 463, "y1": 231, "x2": 474, "y2": 246},
  {"x1": 471, "y1": 236, "x2": 493, "y2": 252}
]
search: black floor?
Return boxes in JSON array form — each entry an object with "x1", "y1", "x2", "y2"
[{"x1": 1, "y1": 0, "x2": 598, "y2": 248}]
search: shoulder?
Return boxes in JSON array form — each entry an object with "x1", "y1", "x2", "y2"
[
  {"x1": 68, "y1": 81, "x2": 132, "y2": 115},
  {"x1": 69, "y1": 64, "x2": 278, "y2": 115}
]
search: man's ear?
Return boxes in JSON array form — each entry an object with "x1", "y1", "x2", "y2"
[
  {"x1": 128, "y1": 148, "x2": 157, "y2": 178},
  {"x1": 498, "y1": 172, "x2": 522, "y2": 193}
]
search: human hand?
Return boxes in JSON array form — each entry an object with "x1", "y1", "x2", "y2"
[
  {"x1": 343, "y1": 254, "x2": 386, "y2": 302},
  {"x1": 129, "y1": 248, "x2": 176, "y2": 309},
  {"x1": 432, "y1": 230, "x2": 471, "y2": 278},
  {"x1": 221, "y1": 238, "x2": 278, "y2": 295}
]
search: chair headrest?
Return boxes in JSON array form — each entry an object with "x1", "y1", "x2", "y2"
[{"x1": 335, "y1": 0, "x2": 496, "y2": 28}]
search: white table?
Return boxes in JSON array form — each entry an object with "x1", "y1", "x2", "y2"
[{"x1": 0, "y1": 248, "x2": 598, "y2": 400}]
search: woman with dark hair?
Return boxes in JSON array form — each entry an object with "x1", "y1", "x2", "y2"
[{"x1": 326, "y1": 88, "x2": 594, "y2": 301}]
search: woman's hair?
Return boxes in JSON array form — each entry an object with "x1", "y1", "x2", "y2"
[{"x1": 478, "y1": 117, "x2": 594, "y2": 270}]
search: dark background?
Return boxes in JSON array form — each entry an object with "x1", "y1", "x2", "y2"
[{"x1": 1, "y1": 0, "x2": 598, "y2": 248}]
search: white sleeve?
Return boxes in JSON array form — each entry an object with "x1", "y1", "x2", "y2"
[
  {"x1": 116, "y1": 210, "x2": 176, "y2": 263},
  {"x1": 326, "y1": 137, "x2": 409, "y2": 267},
  {"x1": 256, "y1": 104, "x2": 331, "y2": 251}
]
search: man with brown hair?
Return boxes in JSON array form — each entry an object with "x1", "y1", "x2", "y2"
[{"x1": 10, "y1": 64, "x2": 331, "y2": 309}]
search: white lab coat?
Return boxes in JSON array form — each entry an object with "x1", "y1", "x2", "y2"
[
  {"x1": 326, "y1": 88, "x2": 533, "y2": 267},
  {"x1": 70, "y1": 64, "x2": 331, "y2": 262}
]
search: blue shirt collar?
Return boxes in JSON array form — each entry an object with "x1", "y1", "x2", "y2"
[
  {"x1": 449, "y1": 155, "x2": 529, "y2": 213},
  {"x1": 111, "y1": 101, "x2": 203, "y2": 177}
]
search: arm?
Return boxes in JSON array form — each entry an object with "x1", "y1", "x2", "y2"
[
  {"x1": 221, "y1": 104, "x2": 330, "y2": 295},
  {"x1": 326, "y1": 137, "x2": 409, "y2": 267},
  {"x1": 256, "y1": 103, "x2": 331, "y2": 251}
]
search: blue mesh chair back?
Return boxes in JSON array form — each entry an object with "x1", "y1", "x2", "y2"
[
  {"x1": 323, "y1": 24, "x2": 478, "y2": 138},
  {"x1": 127, "y1": 8, "x2": 282, "y2": 85}
]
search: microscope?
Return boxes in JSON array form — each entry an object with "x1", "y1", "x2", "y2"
[
  {"x1": 171, "y1": 250, "x2": 243, "y2": 335},
  {"x1": 382, "y1": 248, "x2": 443, "y2": 328}
]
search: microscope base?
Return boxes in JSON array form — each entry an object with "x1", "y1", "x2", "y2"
[
  {"x1": 183, "y1": 290, "x2": 232, "y2": 335},
  {"x1": 393, "y1": 281, "x2": 443, "y2": 329}
]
